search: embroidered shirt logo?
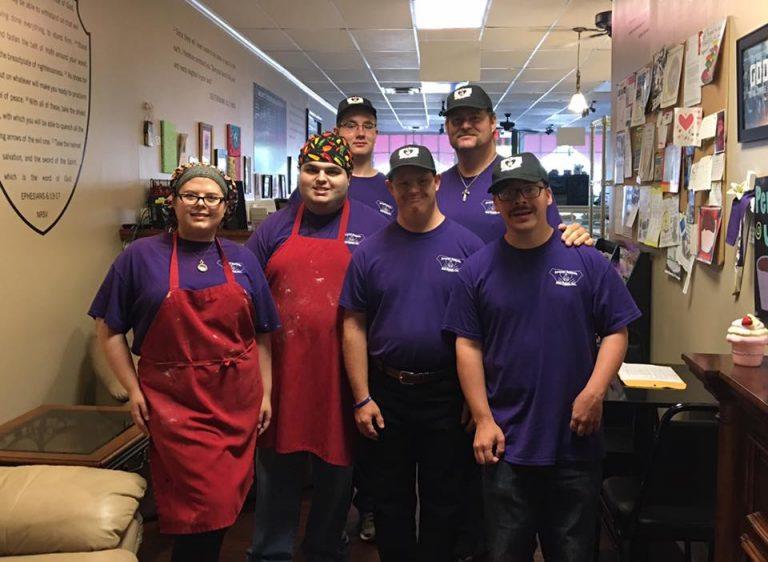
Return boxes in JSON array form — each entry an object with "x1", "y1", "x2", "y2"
[
  {"x1": 550, "y1": 268, "x2": 583, "y2": 287},
  {"x1": 499, "y1": 156, "x2": 523, "y2": 172},
  {"x1": 344, "y1": 232, "x2": 365, "y2": 245},
  {"x1": 454, "y1": 87, "x2": 472, "y2": 100},
  {"x1": 376, "y1": 201, "x2": 394, "y2": 216},
  {"x1": 398, "y1": 146, "x2": 419, "y2": 159},
  {"x1": 346, "y1": 96, "x2": 364, "y2": 104},
  {"x1": 437, "y1": 255, "x2": 464, "y2": 273},
  {"x1": 217, "y1": 260, "x2": 245, "y2": 274},
  {"x1": 481, "y1": 199, "x2": 499, "y2": 215}
]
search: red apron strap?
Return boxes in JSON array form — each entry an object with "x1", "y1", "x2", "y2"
[
  {"x1": 336, "y1": 199, "x2": 351, "y2": 242},
  {"x1": 290, "y1": 204, "x2": 306, "y2": 236},
  {"x1": 214, "y1": 237, "x2": 237, "y2": 285},
  {"x1": 170, "y1": 232, "x2": 180, "y2": 290}
]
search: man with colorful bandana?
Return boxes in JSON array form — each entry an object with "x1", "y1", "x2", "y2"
[{"x1": 246, "y1": 132, "x2": 387, "y2": 562}]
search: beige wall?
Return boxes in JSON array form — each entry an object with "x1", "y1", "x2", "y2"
[
  {"x1": 0, "y1": 0, "x2": 333, "y2": 423},
  {"x1": 612, "y1": 0, "x2": 768, "y2": 362}
]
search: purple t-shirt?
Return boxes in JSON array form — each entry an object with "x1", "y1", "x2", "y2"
[
  {"x1": 289, "y1": 173, "x2": 397, "y2": 220},
  {"x1": 89, "y1": 234, "x2": 281, "y2": 355},
  {"x1": 246, "y1": 198, "x2": 388, "y2": 267},
  {"x1": 438, "y1": 155, "x2": 563, "y2": 243},
  {"x1": 442, "y1": 231, "x2": 641, "y2": 465},
  {"x1": 340, "y1": 218, "x2": 484, "y2": 371}
]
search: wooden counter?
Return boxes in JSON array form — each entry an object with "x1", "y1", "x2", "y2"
[{"x1": 683, "y1": 353, "x2": 768, "y2": 562}]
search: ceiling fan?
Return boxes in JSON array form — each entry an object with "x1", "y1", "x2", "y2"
[{"x1": 497, "y1": 113, "x2": 540, "y2": 134}]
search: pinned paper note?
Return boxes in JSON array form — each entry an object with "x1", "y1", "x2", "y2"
[
  {"x1": 632, "y1": 66, "x2": 653, "y2": 127},
  {"x1": 715, "y1": 110, "x2": 726, "y2": 153},
  {"x1": 651, "y1": 48, "x2": 668, "y2": 112},
  {"x1": 700, "y1": 113, "x2": 717, "y2": 140},
  {"x1": 700, "y1": 19, "x2": 727, "y2": 85},
  {"x1": 711, "y1": 153, "x2": 725, "y2": 181},
  {"x1": 673, "y1": 107, "x2": 703, "y2": 146},
  {"x1": 683, "y1": 34, "x2": 702, "y2": 107},
  {"x1": 622, "y1": 185, "x2": 640, "y2": 227},
  {"x1": 659, "y1": 195, "x2": 681, "y2": 247},
  {"x1": 616, "y1": 93, "x2": 628, "y2": 133},
  {"x1": 708, "y1": 182, "x2": 723, "y2": 207},
  {"x1": 643, "y1": 185, "x2": 664, "y2": 247},
  {"x1": 638, "y1": 124, "x2": 656, "y2": 183},
  {"x1": 662, "y1": 145, "x2": 682, "y2": 193},
  {"x1": 697, "y1": 206, "x2": 722, "y2": 265},
  {"x1": 678, "y1": 219, "x2": 697, "y2": 272},
  {"x1": 637, "y1": 187, "x2": 652, "y2": 242},
  {"x1": 690, "y1": 155, "x2": 714, "y2": 191},
  {"x1": 661, "y1": 44, "x2": 684, "y2": 108}
]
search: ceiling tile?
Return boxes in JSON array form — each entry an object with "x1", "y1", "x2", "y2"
[
  {"x1": 332, "y1": 0, "x2": 413, "y2": 28},
  {"x1": 203, "y1": 0, "x2": 273, "y2": 27},
  {"x1": 481, "y1": 51, "x2": 532, "y2": 68},
  {"x1": 519, "y1": 68, "x2": 571, "y2": 82},
  {"x1": 286, "y1": 29, "x2": 356, "y2": 52},
  {"x1": 352, "y1": 29, "x2": 416, "y2": 51},
  {"x1": 481, "y1": 28, "x2": 548, "y2": 51},
  {"x1": 486, "y1": 0, "x2": 570, "y2": 27},
  {"x1": 481, "y1": 68, "x2": 523, "y2": 81},
  {"x1": 375, "y1": 69, "x2": 421, "y2": 82},
  {"x1": 266, "y1": 50, "x2": 316, "y2": 69},
  {"x1": 239, "y1": 28, "x2": 297, "y2": 50},
  {"x1": 529, "y1": 49, "x2": 577, "y2": 70},
  {"x1": 366, "y1": 51, "x2": 419, "y2": 68},
  {"x1": 308, "y1": 51, "x2": 368, "y2": 70},
  {"x1": 283, "y1": 66, "x2": 332, "y2": 81},
  {"x1": 256, "y1": 0, "x2": 342, "y2": 28},
  {"x1": 418, "y1": 29, "x2": 481, "y2": 42},
  {"x1": 325, "y1": 68, "x2": 374, "y2": 82}
]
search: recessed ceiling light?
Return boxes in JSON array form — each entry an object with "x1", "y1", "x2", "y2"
[
  {"x1": 421, "y1": 81, "x2": 463, "y2": 94},
  {"x1": 412, "y1": 0, "x2": 489, "y2": 30}
]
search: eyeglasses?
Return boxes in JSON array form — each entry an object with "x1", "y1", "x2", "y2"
[
  {"x1": 177, "y1": 192, "x2": 226, "y2": 207},
  {"x1": 497, "y1": 184, "x2": 544, "y2": 201},
  {"x1": 339, "y1": 121, "x2": 376, "y2": 131}
]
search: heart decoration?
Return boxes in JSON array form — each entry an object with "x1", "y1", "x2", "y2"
[{"x1": 678, "y1": 113, "x2": 694, "y2": 130}]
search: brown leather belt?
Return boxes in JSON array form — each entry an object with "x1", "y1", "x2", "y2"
[{"x1": 372, "y1": 358, "x2": 455, "y2": 385}]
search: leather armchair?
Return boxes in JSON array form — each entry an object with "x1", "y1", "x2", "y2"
[{"x1": 0, "y1": 465, "x2": 146, "y2": 561}]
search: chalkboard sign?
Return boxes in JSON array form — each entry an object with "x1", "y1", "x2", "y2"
[{"x1": 754, "y1": 177, "x2": 768, "y2": 320}]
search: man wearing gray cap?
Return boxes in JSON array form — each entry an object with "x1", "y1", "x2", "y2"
[
  {"x1": 341, "y1": 144, "x2": 484, "y2": 562},
  {"x1": 443, "y1": 153, "x2": 639, "y2": 562}
]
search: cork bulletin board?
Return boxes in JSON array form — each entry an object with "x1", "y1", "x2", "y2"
[{"x1": 612, "y1": 18, "x2": 729, "y2": 272}]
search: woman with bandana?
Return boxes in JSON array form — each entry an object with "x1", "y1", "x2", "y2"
[{"x1": 90, "y1": 162, "x2": 280, "y2": 562}]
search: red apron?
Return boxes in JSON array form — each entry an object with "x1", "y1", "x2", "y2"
[
  {"x1": 261, "y1": 201, "x2": 355, "y2": 466},
  {"x1": 138, "y1": 233, "x2": 263, "y2": 534}
]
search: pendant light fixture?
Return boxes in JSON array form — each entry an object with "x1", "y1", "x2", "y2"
[{"x1": 568, "y1": 27, "x2": 589, "y2": 114}]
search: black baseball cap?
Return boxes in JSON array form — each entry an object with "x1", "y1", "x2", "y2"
[
  {"x1": 336, "y1": 96, "x2": 377, "y2": 124},
  {"x1": 387, "y1": 145, "x2": 436, "y2": 179},
  {"x1": 445, "y1": 84, "x2": 493, "y2": 115},
  {"x1": 488, "y1": 153, "x2": 549, "y2": 194}
]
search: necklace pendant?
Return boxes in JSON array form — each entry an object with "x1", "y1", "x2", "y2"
[
  {"x1": 197, "y1": 259, "x2": 208, "y2": 273},
  {"x1": 462, "y1": 189, "x2": 469, "y2": 202}
]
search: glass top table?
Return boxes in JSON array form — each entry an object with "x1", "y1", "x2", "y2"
[{"x1": 0, "y1": 405, "x2": 146, "y2": 468}]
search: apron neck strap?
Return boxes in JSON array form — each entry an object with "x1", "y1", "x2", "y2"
[
  {"x1": 170, "y1": 232, "x2": 234, "y2": 290},
  {"x1": 291, "y1": 198, "x2": 351, "y2": 242}
]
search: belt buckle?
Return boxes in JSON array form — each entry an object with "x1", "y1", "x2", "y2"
[{"x1": 397, "y1": 369, "x2": 416, "y2": 386}]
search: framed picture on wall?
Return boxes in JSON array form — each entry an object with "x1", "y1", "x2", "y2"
[
  {"x1": 737, "y1": 23, "x2": 768, "y2": 143},
  {"x1": 306, "y1": 109, "x2": 322, "y2": 140},
  {"x1": 198, "y1": 122, "x2": 213, "y2": 164}
]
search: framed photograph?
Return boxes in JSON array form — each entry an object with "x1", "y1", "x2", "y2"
[
  {"x1": 198, "y1": 122, "x2": 213, "y2": 164},
  {"x1": 260, "y1": 174, "x2": 274, "y2": 199},
  {"x1": 242, "y1": 156, "x2": 252, "y2": 197},
  {"x1": 215, "y1": 148, "x2": 228, "y2": 173},
  {"x1": 306, "y1": 109, "x2": 322, "y2": 140},
  {"x1": 737, "y1": 23, "x2": 768, "y2": 143}
]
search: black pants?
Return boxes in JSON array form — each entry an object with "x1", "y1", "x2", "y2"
[
  {"x1": 171, "y1": 528, "x2": 227, "y2": 562},
  {"x1": 361, "y1": 368, "x2": 465, "y2": 562},
  {"x1": 483, "y1": 461, "x2": 602, "y2": 562}
]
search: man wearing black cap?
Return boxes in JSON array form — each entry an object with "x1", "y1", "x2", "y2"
[
  {"x1": 439, "y1": 84, "x2": 593, "y2": 562},
  {"x1": 292, "y1": 96, "x2": 396, "y2": 221},
  {"x1": 438, "y1": 84, "x2": 590, "y2": 246},
  {"x1": 443, "y1": 153, "x2": 640, "y2": 562},
  {"x1": 340, "y1": 145, "x2": 484, "y2": 562}
]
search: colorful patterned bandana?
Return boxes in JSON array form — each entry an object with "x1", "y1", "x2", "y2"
[{"x1": 298, "y1": 132, "x2": 353, "y2": 173}]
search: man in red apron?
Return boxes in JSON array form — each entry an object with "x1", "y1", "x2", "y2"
[
  {"x1": 91, "y1": 163, "x2": 280, "y2": 562},
  {"x1": 245, "y1": 133, "x2": 388, "y2": 562}
]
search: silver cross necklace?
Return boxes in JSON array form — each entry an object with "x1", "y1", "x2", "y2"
[{"x1": 459, "y1": 172, "x2": 481, "y2": 202}]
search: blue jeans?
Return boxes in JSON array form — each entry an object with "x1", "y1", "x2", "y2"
[
  {"x1": 482, "y1": 461, "x2": 601, "y2": 562},
  {"x1": 246, "y1": 449, "x2": 353, "y2": 562}
]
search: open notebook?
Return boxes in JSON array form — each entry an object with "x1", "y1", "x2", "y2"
[{"x1": 618, "y1": 363, "x2": 687, "y2": 390}]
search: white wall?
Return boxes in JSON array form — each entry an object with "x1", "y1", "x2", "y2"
[{"x1": 0, "y1": 0, "x2": 333, "y2": 422}]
